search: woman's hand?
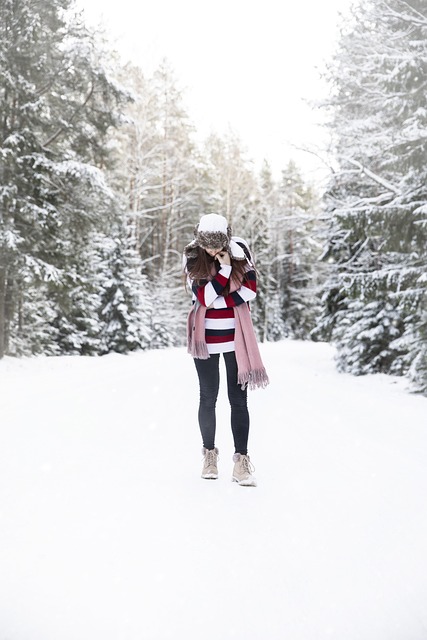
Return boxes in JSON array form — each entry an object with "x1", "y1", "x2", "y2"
[{"x1": 216, "y1": 250, "x2": 231, "y2": 266}]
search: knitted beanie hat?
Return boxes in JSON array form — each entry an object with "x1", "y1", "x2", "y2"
[{"x1": 184, "y1": 213, "x2": 246, "y2": 260}]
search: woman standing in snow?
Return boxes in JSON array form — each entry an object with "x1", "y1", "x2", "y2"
[{"x1": 183, "y1": 213, "x2": 269, "y2": 487}]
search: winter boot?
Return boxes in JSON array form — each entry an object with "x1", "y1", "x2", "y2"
[
  {"x1": 201, "y1": 447, "x2": 219, "y2": 479},
  {"x1": 232, "y1": 453, "x2": 257, "y2": 487}
]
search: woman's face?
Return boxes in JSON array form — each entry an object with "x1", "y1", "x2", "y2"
[{"x1": 202, "y1": 246, "x2": 223, "y2": 257}]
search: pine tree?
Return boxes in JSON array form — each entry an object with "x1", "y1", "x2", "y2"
[
  {"x1": 318, "y1": 0, "x2": 427, "y2": 389},
  {"x1": 251, "y1": 161, "x2": 280, "y2": 342},
  {"x1": 277, "y1": 161, "x2": 323, "y2": 339},
  {"x1": 0, "y1": 0, "x2": 130, "y2": 356},
  {"x1": 408, "y1": 307, "x2": 427, "y2": 394},
  {"x1": 252, "y1": 160, "x2": 324, "y2": 342},
  {"x1": 98, "y1": 228, "x2": 152, "y2": 354}
]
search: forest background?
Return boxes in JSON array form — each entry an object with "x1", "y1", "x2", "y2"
[{"x1": 0, "y1": 0, "x2": 426, "y2": 395}]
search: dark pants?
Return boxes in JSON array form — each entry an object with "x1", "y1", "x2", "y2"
[{"x1": 194, "y1": 351, "x2": 249, "y2": 455}]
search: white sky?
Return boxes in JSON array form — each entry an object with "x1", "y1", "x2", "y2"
[{"x1": 77, "y1": 0, "x2": 355, "y2": 182}]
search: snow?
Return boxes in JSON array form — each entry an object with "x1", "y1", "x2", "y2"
[
  {"x1": 53, "y1": 160, "x2": 115, "y2": 197},
  {"x1": 24, "y1": 255, "x2": 62, "y2": 282},
  {"x1": 1, "y1": 340, "x2": 427, "y2": 640}
]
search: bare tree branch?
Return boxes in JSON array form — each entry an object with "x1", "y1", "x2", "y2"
[
  {"x1": 345, "y1": 158, "x2": 401, "y2": 195},
  {"x1": 380, "y1": 0, "x2": 427, "y2": 27}
]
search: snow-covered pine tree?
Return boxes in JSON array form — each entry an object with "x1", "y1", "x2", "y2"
[
  {"x1": 408, "y1": 306, "x2": 427, "y2": 394},
  {"x1": 277, "y1": 161, "x2": 323, "y2": 339},
  {"x1": 251, "y1": 161, "x2": 281, "y2": 342},
  {"x1": 7, "y1": 273, "x2": 60, "y2": 356},
  {"x1": 252, "y1": 159, "x2": 324, "y2": 342},
  {"x1": 318, "y1": 0, "x2": 427, "y2": 389},
  {"x1": 0, "y1": 0, "x2": 130, "y2": 357},
  {"x1": 97, "y1": 226, "x2": 152, "y2": 354}
]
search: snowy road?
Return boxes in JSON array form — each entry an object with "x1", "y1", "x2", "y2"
[{"x1": 1, "y1": 340, "x2": 427, "y2": 640}]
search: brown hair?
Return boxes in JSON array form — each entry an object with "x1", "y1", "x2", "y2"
[{"x1": 185, "y1": 246, "x2": 250, "y2": 297}]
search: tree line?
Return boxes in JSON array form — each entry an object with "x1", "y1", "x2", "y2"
[
  {"x1": 0, "y1": 0, "x2": 322, "y2": 358},
  {"x1": 0, "y1": 0, "x2": 425, "y2": 395}
]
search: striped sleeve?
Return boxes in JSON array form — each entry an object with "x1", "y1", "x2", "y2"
[
  {"x1": 212, "y1": 268, "x2": 257, "y2": 309},
  {"x1": 191, "y1": 264, "x2": 232, "y2": 307}
]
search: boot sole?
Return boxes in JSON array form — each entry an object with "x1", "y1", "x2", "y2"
[
  {"x1": 232, "y1": 476, "x2": 257, "y2": 487},
  {"x1": 201, "y1": 474, "x2": 218, "y2": 479}
]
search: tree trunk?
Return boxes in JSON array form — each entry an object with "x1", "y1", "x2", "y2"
[
  {"x1": 0, "y1": 266, "x2": 6, "y2": 359},
  {"x1": 4, "y1": 273, "x2": 14, "y2": 355}
]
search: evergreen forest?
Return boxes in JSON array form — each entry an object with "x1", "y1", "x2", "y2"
[{"x1": 1, "y1": 0, "x2": 426, "y2": 395}]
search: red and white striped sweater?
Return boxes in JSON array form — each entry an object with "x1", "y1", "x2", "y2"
[{"x1": 187, "y1": 246, "x2": 257, "y2": 354}]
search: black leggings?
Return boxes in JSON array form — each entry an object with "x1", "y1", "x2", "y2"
[{"x1": 194, "y1": 351, "x2": 249, "y2": 455}]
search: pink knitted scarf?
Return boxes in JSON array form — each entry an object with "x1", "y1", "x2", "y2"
[{"x1": 187, "y1": 276, "x2": 270, "y2": 391}]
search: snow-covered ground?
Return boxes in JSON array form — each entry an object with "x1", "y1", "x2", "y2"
[{"x1": 1, "y1": 340, "x2": 427, "y2": 640}]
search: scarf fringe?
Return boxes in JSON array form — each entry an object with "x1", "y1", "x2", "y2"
[
  {"x1": 187, "y1": 305, "x2": 210, "y2": 359},
  {"x1": 238, "y1": 367, "x2": 270, "y2": 391},
  {"x1": 188, "y1": 339, "x2": 210, "y2": 359}
]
